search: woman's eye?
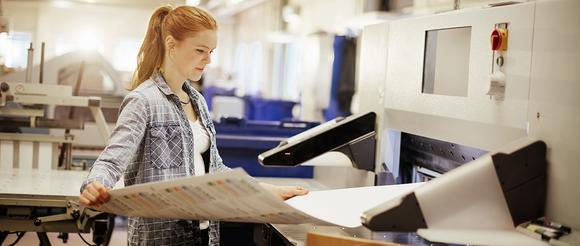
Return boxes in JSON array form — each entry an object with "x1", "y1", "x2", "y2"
[{"x1": 196, "y1": 49, "x2": 205, "y2": 54}]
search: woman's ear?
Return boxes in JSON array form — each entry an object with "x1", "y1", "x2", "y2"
[{"x1": 165, "y1": 35, "x2": 176, "y2": 51}]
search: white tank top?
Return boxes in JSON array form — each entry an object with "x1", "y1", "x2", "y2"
[
  {"x1": 189, "y1": 119, "x2": 210, "y2": 176},
  {"x1": 189, "y1": 119, "x2": 210, "y2": 229}
]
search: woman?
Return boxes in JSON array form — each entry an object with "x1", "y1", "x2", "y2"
[{"x1": 79, "y1": 5, "x2": 308, "y2": 246}]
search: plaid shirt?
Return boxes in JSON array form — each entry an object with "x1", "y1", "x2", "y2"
[{"x1": 81, "y1": 72, "x2": 229, "y2": 246}]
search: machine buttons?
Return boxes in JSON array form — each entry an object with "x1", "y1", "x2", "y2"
[
  {"x1": 491, "y1": 28, "x2": 508, "y2": 51},
  {"x1": 488, "y1": 23, "x2": 509, "y2": 101}
]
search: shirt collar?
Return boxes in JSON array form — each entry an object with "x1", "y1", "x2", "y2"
[
  {"x1": 182, "y1": 79, "x2": 200, "y2": 102},
  {"x1": 152, "y1": 70, "x2": 200, "y2": 101},
  {"x1": 152, "y1": 70, "x2": 174, "y2": 96}
]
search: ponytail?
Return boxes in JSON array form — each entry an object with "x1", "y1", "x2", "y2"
[
  {"x1": 130, "y1": 5, "x2": 171, "y2": 90},
  {"x1": 130, "y1": 5, "x2": 217, "y2": 90}
]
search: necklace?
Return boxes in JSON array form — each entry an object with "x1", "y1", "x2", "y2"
[{"x1": 179, "y1": 97, "x2": 190, "y2": 104}]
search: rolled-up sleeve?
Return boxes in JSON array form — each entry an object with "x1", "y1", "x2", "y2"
[{"x1": 80, "y1": 91, "x2": 149, "y2": 192}]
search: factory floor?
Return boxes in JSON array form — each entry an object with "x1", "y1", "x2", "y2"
[{"x1": 2, "y1": 218, "x2": 128, "y2": 246}]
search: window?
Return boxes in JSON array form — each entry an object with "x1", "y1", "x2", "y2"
[
  {"x1": 422, "y1": 27, "x2": 472, "y2": 97},
  {"x1": 112, "y1": 38, "x2": 140, "y2": 72},
  {"x1": 1, "y1": 32, "x2": 33, "y2": 69}
]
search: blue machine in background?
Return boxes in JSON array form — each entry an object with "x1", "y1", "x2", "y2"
[
  {"x1": 203, "y1": 86, "x2": 236, "y2": 111},
  {"x1": 204, "y1": 86, "x2": 317, "y2": 178},
  {"x1": 203, "y1": 86, "x2": 297, "y2": 122},
  {"x1": 242, "y1": 96, "x2": 296, "y2": 121},
  {"x1": 215, "y1": 117, "x2": 318, "y2": 178}
]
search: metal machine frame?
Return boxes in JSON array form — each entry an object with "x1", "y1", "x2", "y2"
[
  {"x1": 0, "y1": 193, "x2": 114, "y2": 246},
  {"x1": 0, "y1": 43, "x2": 115, "y2": 245},
  {"x1": 0, "y1": 81, "x2": 110, "y2": 169},
  {"x1": 259, "y1": 112, "x2": 377, "y2": 172}
]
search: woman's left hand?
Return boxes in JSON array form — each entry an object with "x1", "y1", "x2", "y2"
[{"x1": 260, "y1": 183, "x2": 309, "y2": 200}]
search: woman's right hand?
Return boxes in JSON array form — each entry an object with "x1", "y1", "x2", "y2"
[{"x1": 79, "y1": 181, "x2": 111, "y2": 207}]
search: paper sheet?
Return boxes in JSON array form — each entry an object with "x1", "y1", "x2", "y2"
[
  {"x1": 97, "y1": 168, "x2": 423, "y2": 227},
  {"x1": 286, "y1": 182, "x2": 423, "y2": 227}
]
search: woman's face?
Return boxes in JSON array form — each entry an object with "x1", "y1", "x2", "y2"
[{"x1": 170, "y1": 29, "x2": 217, "y2": 82}]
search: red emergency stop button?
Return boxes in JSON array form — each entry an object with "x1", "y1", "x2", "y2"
[{"x1": 491, "y1": 28, "x2": 508, "y2": 51}]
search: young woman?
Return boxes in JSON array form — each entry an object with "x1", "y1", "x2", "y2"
[{"x1": 79, "y1": 5, "x2": 308, "y2": 246}]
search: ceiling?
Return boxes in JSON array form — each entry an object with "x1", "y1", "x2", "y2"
[
  {"x1": 4, "y1": 0, "x2": 188, "y2": 8},
  {"x1": 2, "y1": 0, "x2": 269, "y2": 17}
]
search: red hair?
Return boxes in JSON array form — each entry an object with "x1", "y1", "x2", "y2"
[{"x1": 130, "y1": 5, "x2": 217, "y2": 90}]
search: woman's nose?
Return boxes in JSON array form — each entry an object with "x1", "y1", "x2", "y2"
[{"x1": 203, "y1": 53, "x2": 211, "y2": 64}]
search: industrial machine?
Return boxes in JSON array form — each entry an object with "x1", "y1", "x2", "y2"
[
  {"x1": 368, "y1": 0, "x2": 578, "y2": 244},
  {"x1": 215, "y1": 117, "x2": 318, "y2": 178},
  {"x1": 258, "y1": 0, "x2": 580, "y2": 245},
  {"x1": 0, "y1": 80, "x2": 110, "y2": 169},
  {"x1": 0, "y1": 49, "x2": 126, "y2": 164},
  {"x1": 0, "y1": 169, "x2": 115, "y2": 246},
  {"x1": 360, "y1": 0, "x2": 580, "y2": 236},
  {"x1": 259, "y1": 112, "x2": 377, "y2": 172},
  {"x1": 0, "y1": 45, "x2": 115, "y2": 244}
]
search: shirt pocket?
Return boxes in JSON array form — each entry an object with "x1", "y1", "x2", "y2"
[{"x1": 148, "y1": 123, "x2": 184, "y2": 169}]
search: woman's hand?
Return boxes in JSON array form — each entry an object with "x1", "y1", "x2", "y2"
[
  {"x1": 79, "y1": 181, "x2": 110, "y2": 207},
  {"x1": 260, "y1": 183, "x2": 309, "y2": 200}
]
